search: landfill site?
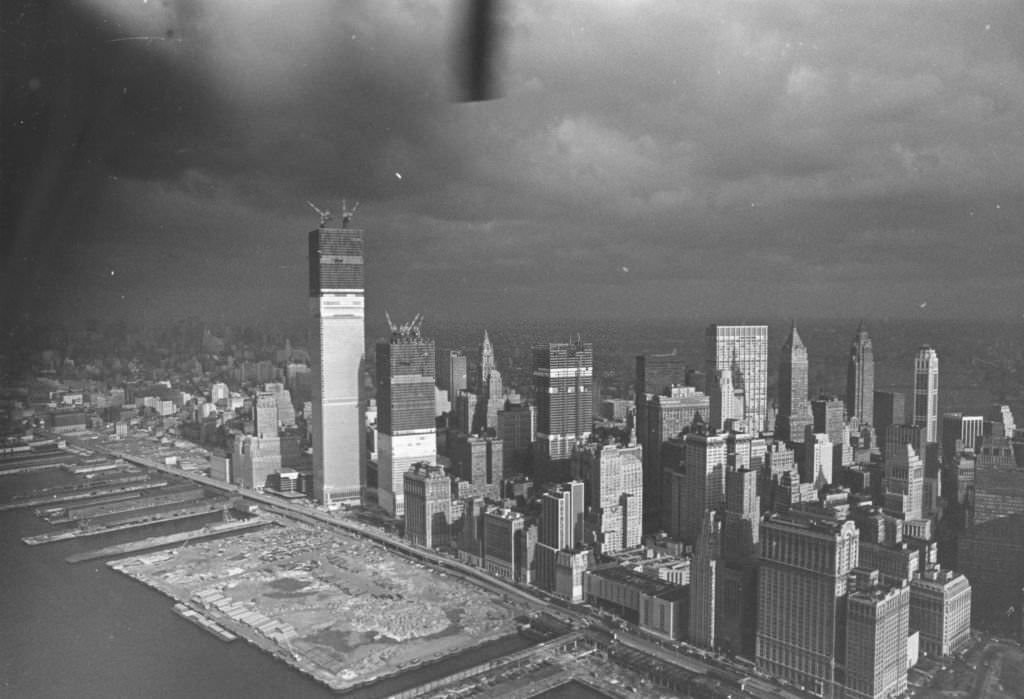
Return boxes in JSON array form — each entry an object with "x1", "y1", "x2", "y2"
[{"x1": 110, "y1": 522, "x2": 531, "y2": 691}]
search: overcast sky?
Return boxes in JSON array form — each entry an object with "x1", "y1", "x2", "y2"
[{"x1": 5, "y1": 0, "x2": 1024, "y2": 329}]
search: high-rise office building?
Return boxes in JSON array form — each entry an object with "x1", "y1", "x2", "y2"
[
  {"x1": 475, "y1": 330, "x2": 505, "y2": 432},
  {"x1": 581, "y1": 443, "x2": 644, "y2": 554},
  {"x1": 844, "y1": 571, "x2": 910, "y2": 699},
  {"x1": 777, "y1": 324, "x2": 812, "y2": 444},
  {"x1": 309, "y1": 219, "x2": 365, "y2": 506},
  {"x1": 941, "y1": 412, "x2": 983, "y2": 461},
  {"x1": 706, "y1": 325, "x2": 768, "y2": 433},
  {"x1": 689, "y1": 509, "x2": 722, "y2": 648},
  {"x1": 724, "y1": 467, "x2": 760, "y2": 562},
  {"x1": 845, "y1": 322, "x2": 875, "y2": 428},
  {"x1": 910, "y1": 563, "x2": 972, "y2": 657},
  {"x1": 912, "y1": 346, "x2": 939, "y2": 444},
  {"x1": 533, "y1": 339, "x2": 593, "y2": 474},
  {"x1": 883, "y1": 443, "x2": 925, "y2": 522},
  {"x1": 376, "y1": 315, "x2": 436, "y2": 517},
  {"x1": 254, "y1": 391, "x2": 279, "y2": 439},
  {"x1": 873, "y1": 390, "x2": 906, "y2": 436},
  {"x1": 812, "y1": 397, "x2": 847, "y2": 446},
  {"x1": 535, "y1": 481, "x2": 585, "y2": 592},
  {"x1": 498, "y1": 400, "x2": 535, "y2": 475},
  {"x1": 675, "y1": 429, "x2": 728, "y2": 545},
  {"x1": 440, "y1": 350, "x2": 468, "y2": 406},
  {"x1": 403, "y1": 462, "x2": 452, "y2": 549},
  {"x1": 638, "y1": 386, "x2": 709, "y2": 530},
  {"x1": 451, "y1": 433, "x2": 503, "y2": 499},
  {"x1": 757, "y1": 512, "x2": 860, "y2": 698}
]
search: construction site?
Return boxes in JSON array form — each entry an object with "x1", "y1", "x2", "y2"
[{"x1": 109, "y1": 522, "x2": 533, "y2": 692}]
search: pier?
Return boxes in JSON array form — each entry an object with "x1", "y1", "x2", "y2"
[
  {"x1": 65, "y1": 516, "x2": 275, "y2": 563},
  {"x1": 0, "y1": 480, "x2": 169, "y2": 511}
]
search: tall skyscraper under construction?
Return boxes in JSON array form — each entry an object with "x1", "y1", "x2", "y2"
[
  {"x1": 705, "y1": 324, "x2": 768, "y2": 433},
  {"x1": 309, "y1": 207, "x2": 365, "y2": 506},
  {"x1": 376, "y1": 314, "x2": 437, "y2": 517},
  {"x1": 533, "y1": 339, "x2": 593, "y2": 476}
]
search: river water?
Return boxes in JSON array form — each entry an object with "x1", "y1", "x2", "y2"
[{"x1": 0, "y1": 470, "x2": 532, "y2": 698}]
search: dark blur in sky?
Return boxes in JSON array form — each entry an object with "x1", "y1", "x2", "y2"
[{"x1": 4, "y1": 1, "x2": 1024, "y2": 331}]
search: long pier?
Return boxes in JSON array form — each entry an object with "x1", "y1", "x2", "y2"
[
  {"x1": 23, "y1": 499, "x2": 229, "y2": 545},
  {"x1": 0, "y1": 480, "x2": 168, "y2": 511},
  {"x1": 0, "y1": 461, "x2": 68, "y2": 476},
  {"x1": 65, "y1": 516, "x2": 274, "y2": 563}
]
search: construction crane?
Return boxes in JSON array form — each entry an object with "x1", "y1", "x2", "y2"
[
  {"x1": 341, "y1": 199, "x2": 359, "y2": 228},
  {"x1": 306, "y1": 200, "x2": 332, "y2": 227}
]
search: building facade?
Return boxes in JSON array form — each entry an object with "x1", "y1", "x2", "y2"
[
  {"x1": 375, "y1": 316, "x2": 436, "y2": 517},
  {"x1": 309, "y1": 224, "x2": 365, "y2": 505},
  {"x1": 777, "y1": 324, "x2": 812, "y2": 444},
  {"x1": 705, "y1": 324, "x2": 769, "y2": 433},
  {"x1": 912, "y1": 346, "x2": 940, "y2": 444},
  {"x1": 533, "y1": 340, "x2": 593, "y2": 474},
  {"x1": 845, "y1": 323, "x2": 875, "y2": 429}
]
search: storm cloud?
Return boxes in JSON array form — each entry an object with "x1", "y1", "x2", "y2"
[{"x1": 4, "y1": 0, "x2": 1024, "y2": 328}]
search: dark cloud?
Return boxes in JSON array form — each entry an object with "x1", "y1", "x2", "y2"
[{"x1": 5, "y1": 0, "x2": 1024, "y2": 331}]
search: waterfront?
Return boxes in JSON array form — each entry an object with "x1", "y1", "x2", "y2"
[{"x1": 0, "y1": 470, "x2": 537, "y2": 698}]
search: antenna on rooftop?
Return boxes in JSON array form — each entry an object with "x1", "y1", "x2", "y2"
[{"x1": 306, "y1": 200, "x2": 332, "y2": 227}]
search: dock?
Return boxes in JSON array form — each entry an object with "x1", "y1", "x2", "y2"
[
  {"x1": 0, "y1": 461, "x2": 68, "y2": 476},
  {"x1": 0, "y1": 480, "x2": 168, "y2": 511},
  {"x1": 66, "y1": 516, "x2": 274, "y2": 563},
  {"x1": 172, "y1": 603, "x2": 238, "y2": 642},
  {"x1": 41, "y1": 486, "x2": 206, "y2": 523},
  {"x1": 22, "y1": 499, "x2": 230, "y2": 545}
]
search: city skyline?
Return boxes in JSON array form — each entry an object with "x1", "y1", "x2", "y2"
[{"x1": 6, "y1": 1, "x2": 1024, "y2": 334}]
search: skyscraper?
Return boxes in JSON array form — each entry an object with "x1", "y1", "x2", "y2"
[
  {"x1": 912, "y1": 346, "x2": 939, "y2": 444},
  {"x1": 476, "y1": 330, "x2": 505, "y2": 432},
  {"x1": 441, "y1": 350, "x2": 468, "y2": 406},
  {"x1": 581, "y1": 442, "x2": 644, "y2": 554},
  {"x1": 706, "y1": 324, "x2": 768, "y2": 433},
  {"x1": 309, "y1": 217, "x2": 365, "y2": 506},
  {"x1": 535, "y1": 480, "x2": 585, "y2": 591},
  {"x1": 533, "y1": 339, "x2": 593, "y2": 475},
  {"x1": 844, "y1": 572, "x2": 910, "y2": 699},
  {"x1": 403, "y1": 462, "x2": 452, "y2": 549},
  {"x1": 757, "y1": 512, "x2": 860, "y2": 697},
  {"x1": 689, "y1": 509, "x2": 722, "y2": 648},
  {"x1": 777, "y1": 324, "x2": 811, "y2": 443},
  {"x1": 376, "y1": 315, "x2": 436, "y2": 516},
  {"x1": 845, "y1": 322, "x2": 874, "y2": 428}
]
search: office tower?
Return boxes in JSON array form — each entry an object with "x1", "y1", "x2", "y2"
[
  {"x1": 986, "y1": 403, "x2": 1017, "y2": 438},
  {"x1": 845, "y1": 323, "x2": 875, "y2": 428},
  {"x1": 912, "y1": 346, "x2": 939, "y2": 444},
  {"x1": 799, "y1": 433, "x2": 834, "y2": 487},
  {"x1": 533, "y1": 339, "x2": 593, "y2": 475},
  {"x1": 254, "y1": 392, "x2": 279, "y2": 438},
  {"x1": 678, "y1": 429, "x2": 728, "y2": 544},
  {"x1": 498, "y1": 400, "x2": 535, "y2": 476},
  {"x1": 757, "y1": 512, "x2": 860, "y2": 698},
  {"x1": 724, "y1": 467, "x2": 760, "y2": 562},
  {"x1": 581, "y1": 443, "x2": 644, "y2": 554},
  {"x1": 873, "y1": 390, "x2": 906, "y2": 437},
  {"x1": 706, "y1": 324, "x2": 769, "y2": 433},
  {"x1": 635, "y1": 350, "x2": 688, "y2": 403},
  {"x1": 777, "y1": 324, "x2": 812, "y2": 443},
  {"x1": 639, "y1": 386, "x2": 709, "y2": 530},
  {"x1": 883, "y1": 443, "x2": 924, "y2": 522},
  {"x1": 910, "y1": 563, "x2": 972, "y2": 657},
  {"x1": 689, "y1": 510, "x2": 722, "y2": 648},
  {"x1": 536, "y1": 481, "x2": 585, "y2": 591},
  {"x1": 812, "y1": 397, "x2": 847, "y2": 446},
  {"x1": 376, "y1": 315, "x2": 436, "y2": 517},
  {"x1": 440, "y1": 350, "x2": 468, "y2": 406},
  {"x1": 231, "y1": 431, "x2": 282, "y2": 491},
  {"x1": 844, "y1": 571, "x2": 910, "y2": 699},
  {"x1": 403, "y1": 462, "x2": 452, "y2": 549},
  {"x1": 883, "y1": 424, "x2": 926, "y2": 463},
  {"x1": 941, "y1": 412, "x2": 983, "y2": 461},
  {"x1": 957, "y1": 513, "x2": 1024, "y2": 628},
  {"x1": 309, "y1": 218, "x2": 365, "y2": 506},
  {"x1": 471, "y1": 330, "x2": 505, "y2": 432},
  {"x1": 451, "y1": 433, "x2": 503, "y2": 498},
  {"x1": 709, "y1": 366, "x2": 745, "y2": 432},
  {"x1": 482, "y1": 507, "x2": 527, "y2": 581}
]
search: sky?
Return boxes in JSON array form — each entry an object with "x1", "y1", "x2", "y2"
[{"x1": 4, "y1": 0, "x2": 1024, "y2": 331}]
